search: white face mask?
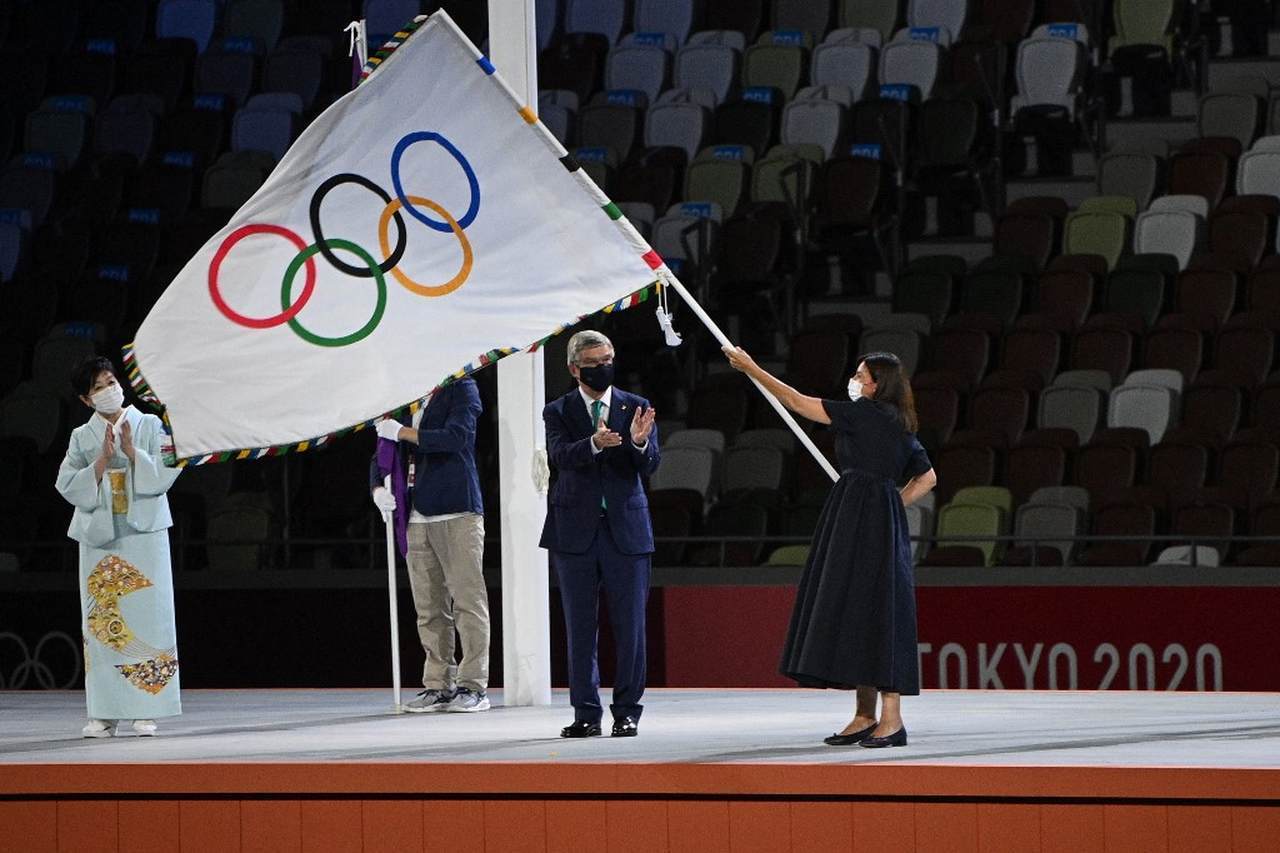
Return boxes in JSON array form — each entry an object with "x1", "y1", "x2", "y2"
[
  {"x1": 847, "y1": 379, "x2": 863, "y2": 401},
  {"x1": 90, "y1": 383, "x2": 125, "y2": 415}
]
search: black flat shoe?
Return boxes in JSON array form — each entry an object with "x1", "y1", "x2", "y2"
[
  {"x1": 860, "y1": 727, "x2": 908, "y2": 748},
  {"x1": 823, "y1": 723, "x2": 877, "y2": 746},
  {"x1": 611, "y1": 716, "x2": 639, "y2": 737},
  {"x1": 560, "y1": 720, "x2": 602, "y2": 738}
]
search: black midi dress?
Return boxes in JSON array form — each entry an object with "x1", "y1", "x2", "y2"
[{"x1": 780, "y1": 398, "x2": 933, "y2": 695}]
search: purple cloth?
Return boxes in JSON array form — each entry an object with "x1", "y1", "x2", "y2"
[{"x1": 375, "y1": 436, "x2": 409, "y2": 557}]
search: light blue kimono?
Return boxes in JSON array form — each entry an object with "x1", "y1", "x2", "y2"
[{"x1": 55, "y1": 406, "x2": 183, "y2": 720}]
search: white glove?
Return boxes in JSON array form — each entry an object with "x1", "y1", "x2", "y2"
[
  {"x1": 375, "y1": 419, "x2": 403, "y2": 441},
  {"x1": 372, "y1": 486, "x2": 397, "y2": 513}
]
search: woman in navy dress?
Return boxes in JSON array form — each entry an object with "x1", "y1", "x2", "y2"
[{"x1": 724, "y1": 348, "x2": 936, "y2": 748}]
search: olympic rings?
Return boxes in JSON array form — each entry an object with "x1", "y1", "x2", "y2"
[
  {"x1": 309, "y1": 173, "x2": 408, "y2": 277},
  {"x1": 207, "y1": 130, "x2": 480, "y2": 347},
  {"x1": 378, "y1": 195, "x2": 473, "y2": 298},
  {"x1": 391, "y1": 131, "x2": 481, "y2": 232},
  {"x1": 209, "y1": 224, "x2": 317, "y2": 329},
  {"x1": 282, "y1": 238, "x2": 388, "y2": 348}
]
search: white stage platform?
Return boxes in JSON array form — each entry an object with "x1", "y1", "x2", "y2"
[{"x1": 4, "y1": 688, "x2": 1279, "y2": 768}]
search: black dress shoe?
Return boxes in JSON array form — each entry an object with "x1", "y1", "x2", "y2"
[
  {"x1": 560, "y1": 720, "x2": 602, "y2": 738},
  {"x1": 823, "y1": 723, "x2": 877, "y2": 746},
  {"x1": 860, "y1": 727, "x2": 908, "y2": 748},
  {"x1": 611, "y1": 716, "x2": 639, "y2": 737}
]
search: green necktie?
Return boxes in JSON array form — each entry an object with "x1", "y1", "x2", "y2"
[{"x1": 591, "y1": 399, "x2": 606, "y2": 510}]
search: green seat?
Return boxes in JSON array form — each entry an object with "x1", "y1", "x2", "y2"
[
  {"x1": 766, "y1": 544, "x2": 811, "y2": 566},
  {"x1": 743, "y1": 34, "x2": 810, "y2": 99},
  {"x1": 1079, "y1": 195, "x2": 1139, "y2": 219},
  {"x1": 1109, "y1": 0, "x2": 1179, "y2": 56},
  {"x1": 24, "y1": 101, "x2": 91, "y2": 166},
  {"x1": 935, "y1": 501, "x2": 1005, "y2": 566},
  {"x1": 1103, "y1": 269, "x2": 1165, "y2": 328},
  {"x1": 1064, "y1": 211, "x2": 1130, "y2": 271},
  {"x1": 685, "y1": 158, "x2": 748, "y2": 217},
  {"x1": 750, "y1": 151, "x2": 817, "y2": 210},
  {"x1": 767, "y1": 141, "x2": 825, "y2": 166},
  {"x1": 961, "y1": 271, "x2": 1024, "y2": 327},
  {"x1": 838, "y1": 0, "x2": 898, "y2": 42},
  {"x1": 950, "y1": 486, "x2": 1014, "y2": 520}
]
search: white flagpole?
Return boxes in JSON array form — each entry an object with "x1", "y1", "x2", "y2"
[
  {"x1": 662, "y1": 274, "x2": 840, "y2": 483},
  {"x1": 382, "y1": 510, "x2": 403, "y2": 713}
]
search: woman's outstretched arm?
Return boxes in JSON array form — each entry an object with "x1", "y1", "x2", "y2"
[{"x1": 723, "y1": 345, "x2": 832, "y2": 425}]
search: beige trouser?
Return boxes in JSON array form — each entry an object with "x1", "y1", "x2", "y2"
[{"x1": 406, "y1": 514, "x2": 489, "y2": 692}]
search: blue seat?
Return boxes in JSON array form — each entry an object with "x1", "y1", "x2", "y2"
[
  {"x1": 364, "y1": 0, "x2": 423, "y2": 45},
  {"x1": 196, "y1": 49, "x2": 258, "y2": 108},
  {"x1": 156, "y1": 0, "x2": 219, "y2": 54},
  {"x1": 231, "y1": 100, "x2": 297, "y2": 161},
  {"x1": 223, "y1": 0, "x2": 284, "y2": 54},
  {"x1": 633, "y1": 0, "x2": 698, "y2": 47},
  {"x1": 264, "y1": 47, "x2": 324, "y2": 111},
  {"x1": 0, "y1": 222, "x2": 24, "y2": 283},
  {"x1": 94, "y1": 96, "x2": 163, "y2": 165}
]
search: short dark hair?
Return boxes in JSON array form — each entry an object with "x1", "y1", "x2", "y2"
[
  {"x1": 859, "y1": 351, "x2": 918, "y2": 433},
  {"x1": 71, "y1": 356, "x2": 117, "y2": 397}
]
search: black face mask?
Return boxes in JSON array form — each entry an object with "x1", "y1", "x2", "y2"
[{"x1": 577, "y1": 363, "x2": 615, "y2": 393}]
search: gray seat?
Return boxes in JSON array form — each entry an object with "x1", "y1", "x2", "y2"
[
  {"x1": 564, "y1": 0, "x2": 626, "y2": 44},
  {"x1": 1038, "y1": 385, "x2": 1104, "y2": 443},
  {"x1": 1198, "y1": 93, "x2": 1261, "y2": 150},
  {"x1": 606, "y1": 44, "x2": 669, "y2": 103},
  {"x1": 811, "y1": 37, "x2": 877, "y2": 99},
  {"x1": 1014, "y1": 503, "x2": 1081, "y2": 564},
  {"x1": 674, "y1": 41, "x2": 739, "y2": 106},
  {"x1": 644, "y1": 101, "x2": 708, "y2": 162},
  {"x1": 822, "y1": 26, "x2": 884, "y2": 49},
  {"x1": 1029, "y1": 485, "x2": 1089, "y2": 514},
  {"x1": 860, "y1": 327, "x2": 923, "y2": 376},
  {"x1": 880, "y1": 33, "x2": 943, "y2": 97},
  {"x1": 664, "y1": 428, "x2": 726, "y2": 455},
  {"x1": 648, "y1": 444, "x2": 718, "y2": 500},
  {"x1": 0, "y1": 383, "x2": 62, "y2": 453},
  {"x1": 904, "y1": 502, "x2": 933, "y2": 563},
  {"x1": 1097, "y1": 152, "x2": 1160, "y2": 211},
  {"x1": 1107, "y1": 384, "x2": 1178, "y2": 444},
  {"x1": 1132, "y1": 209, "x2": 1202, "y2": 271},
  {"x1": 651, "y1": 209, "x2": 719, "y2": 270},
  {"x1": 633, "y1": 0, "x2": 699, "y2": 47},
  {"x1": 1052, "y1": 369, "x2": 1112, "y2": 393},
  {"x1": 732, "y1": 428, "x2": 796, "y2": 454},
  {"x1": 1010, "y1": 36, "x2": 1084, "y2": 120},
  {"x1": 1149, "y1": 193, "x2": 1210, "y2": 219},
  {"x1": 722, "y1": 445, "x2": 787, "y2": 494},
  {"x1": 1237, "y1": 151, "x2": 1280, "y2": 203},
  {"x1": 780, "y1": 97, "x2": 846, "y2": 159},
  {"x1": 1122, "y1": 368, "x2": 1183, "y2": 396},
  {"x1": 907, "y1": 0, "x2": 969, "y2": 43}
]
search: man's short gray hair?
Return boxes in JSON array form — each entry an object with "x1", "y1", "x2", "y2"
[{"x1": 567, "y1": 330, "x2": 613, "y2": 366}]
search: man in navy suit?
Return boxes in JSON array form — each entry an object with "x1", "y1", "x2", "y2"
[
  {"x1": 541, "y1": 330, "x2": 659, "y2": 738},
  {"x1": 370, "y1": 378, "x2": 490, "y2": 713}
]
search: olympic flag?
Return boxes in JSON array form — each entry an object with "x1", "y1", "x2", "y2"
[{"x1": 126, "y1": 11, "x2": 668, "y2": 465}]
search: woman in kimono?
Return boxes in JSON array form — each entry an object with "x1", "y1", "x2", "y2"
[
  {"x1": 724, "y1": 347, "x2": 936, "y2": 748},
  {"x1": 56, "y1": 356, "x2": 182, "y2": 737}
]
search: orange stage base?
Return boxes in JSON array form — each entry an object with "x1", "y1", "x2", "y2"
[{"x1": 4, "y1": 762, "x2": 1280, "y2": 852}]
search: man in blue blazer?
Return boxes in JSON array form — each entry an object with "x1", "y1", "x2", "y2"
[
  {"x1": 370, "y1": 378, "x2": 490, "y2": 713},
  {"x1": 541, "y1": 330, "x2": 659, "y2": 737}
]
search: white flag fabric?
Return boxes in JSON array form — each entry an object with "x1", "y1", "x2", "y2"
[{"x1": 126, "y1": 12, "x2": 668, "y2": 465}]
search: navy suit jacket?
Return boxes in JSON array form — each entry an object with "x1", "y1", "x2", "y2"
[
  {"x1": 368, "y1": 378, "x2": 484, "y2": 517},
  {"x1": 539, "y1": 387, "x2": 660, "y2": 556}
]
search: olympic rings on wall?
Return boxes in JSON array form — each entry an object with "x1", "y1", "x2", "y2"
[{"x1": 207, "y1": 130, "x2": 480, "y2": 347}]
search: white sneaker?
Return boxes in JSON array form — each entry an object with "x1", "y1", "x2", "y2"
[
  {"x1": 132, "y1": 719, "x2": 157, "y2": 736},
  {"x1": 82, "y1": 719, "x2": 117, "y2": 738},
  {"x1": 405, "y1": 688, "x2": 454, "y2": 713},
  {"x1": 446, "y1": 687, "x2": 490, "y2": 713}
]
